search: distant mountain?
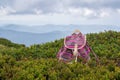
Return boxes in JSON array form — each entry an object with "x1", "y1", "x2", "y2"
[
  {"x1": 0, "y1": 28, "x2": 70, "y2": 46},
  {"x1": 0, "y1": 24, "x2": 119, "y2": 34},
  {"x1": 0, "y1": 24, "x2": 119, "y2": 46}
]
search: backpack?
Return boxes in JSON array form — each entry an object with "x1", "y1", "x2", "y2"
[{"x1": 57, "y1": 32, "x2": 91, "y2": 63}]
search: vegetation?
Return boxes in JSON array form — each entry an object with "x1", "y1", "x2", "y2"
[
  {"x1": 0, "y1": 30, "x2": 120, "y2": 80},
  {"x1": 0, "y1": 38, "x2": 25, "y2": 48}
]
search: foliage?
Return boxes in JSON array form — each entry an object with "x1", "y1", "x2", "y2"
[
  {"x1": 0, "y1": 38, "x2": 25, "y2": 48},
  {"x1": 0, "y1": 30, "x2": 120, "y2": 80}
]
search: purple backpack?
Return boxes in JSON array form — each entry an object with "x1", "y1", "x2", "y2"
[{"x1": 57, "y1": 32, "x2": 91, "y2": 63}]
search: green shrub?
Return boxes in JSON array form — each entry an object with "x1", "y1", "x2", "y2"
[{"x1": 0, "y1": 31, "x2": 120, "y2": 80}]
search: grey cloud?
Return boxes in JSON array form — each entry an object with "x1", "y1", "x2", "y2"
[
  {"x1": 32, "y1": 0, "x2": 61, "y2": 13},
  {"x1": 0, "y1": 0, "x2": 120, "y2": 15},
  {"x1": 65, "y1": 0, "x2": 120, "y2": 9},
  {"x1": 0, "y1": 0, "x2": 14, "y2": 7}
]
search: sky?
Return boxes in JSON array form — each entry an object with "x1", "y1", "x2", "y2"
[{"x1": 0, "y1": 0, "x2": 120, "y2": 25}]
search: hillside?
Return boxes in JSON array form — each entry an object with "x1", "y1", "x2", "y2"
[
  {"x1": 0, "y1": 38, "x2": 25, "y2": 48},
  {"x1": 0, "y1": 30, "x2": 120, "y2": 80}
]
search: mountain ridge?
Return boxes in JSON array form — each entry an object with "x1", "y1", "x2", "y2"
[{"x1": 0, "y1": 28, "x2": 70, "y2": 46}]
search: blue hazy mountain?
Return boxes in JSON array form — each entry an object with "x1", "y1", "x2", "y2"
[
  {"x1": 0, "y1": 24, "x2": 119, "y2": 46},
  {"x1": 0, "y1": 28, "x2": 70, "y2": 46},
  {"x1": 0, "y1": 24, "x2": 119, "y2": 34}
]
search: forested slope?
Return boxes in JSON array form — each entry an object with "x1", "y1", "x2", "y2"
[{"x1": 0, "y1": 30, "x2": 120, "y2": 80}]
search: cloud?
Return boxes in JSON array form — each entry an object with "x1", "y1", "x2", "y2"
[
  {"x1": 63, "y1": 7, "x2": 112, "y2": 19},
  {"x1": 0, "y1": 0, "x2": 120, "y2": 25},
  {"x1": 0, "y1": 6, "x2": 16, "y2": 16},
  {"x1": 66, "y1": 0, "x2": 120, "y2": 9},
  {"x1": 117, "y1": 9, "x2": 120, "y2": 13},
  {"x1": 34, "y1": 9, "x2": 42, "y2": 15},
  {"x1": 1, "y1": 0, "x2": 120, "y2": 14}
]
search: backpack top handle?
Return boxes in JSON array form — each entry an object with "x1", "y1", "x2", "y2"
[
  {"x1": 73, "y1": 29, "x2": 81, "y2": 34},
  {"x1": 64, "y1": 29, "x2": 86, "y2": 49}
]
